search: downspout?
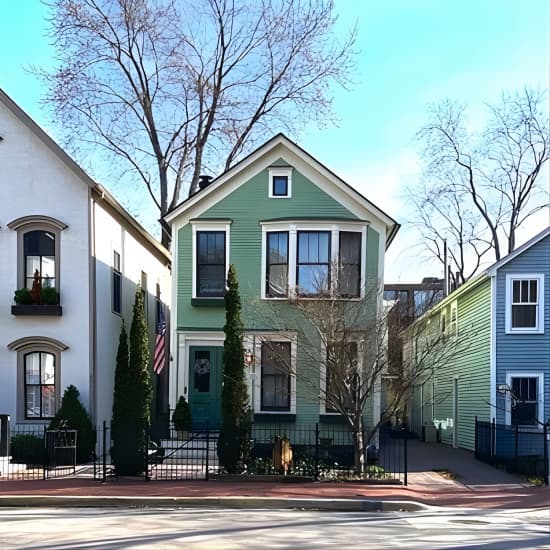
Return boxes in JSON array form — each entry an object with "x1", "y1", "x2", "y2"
[{"x1": 88, "y1": 189, "x2": 98, "y2": 425}]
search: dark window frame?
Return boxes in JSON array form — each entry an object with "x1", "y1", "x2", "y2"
[
  {"x1": 296, "y1": 230, "x2": 331, "y2": 296},
  {"x1": 23, "y1": 230, "x2": 56, "y2": 290},
  {"x1": 112, "y1": 250, "x2": 122, "y2": 315},
  {"x1": 511, "y1": 376, "x2": 539, "y2": 426},
  {"x1": 23, "y1": 351, "x2": 56, "y2": 420},
  {"x1": 260, "y1": 341, "x2": 292, "y2": 412},
  {"x1": 338, "y1": 231, "x2": 361, "y2": 298},
  {"x1": 196, "y1": 230, "x2": 226, "y2": 298},
  {"x1": 272, "y1": 175, "x2": 289, "y2": 197},
  {"x1": 266, "y1": 231, "x2": 289, "y2": 297}
]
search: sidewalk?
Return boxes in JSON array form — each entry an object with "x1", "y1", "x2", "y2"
[
  {"x1": 0, "y1": 475, "x2": 548, "y2": 511},
  {"x1": 1, "y1": 440, "x2": 548, "y2": 511}
]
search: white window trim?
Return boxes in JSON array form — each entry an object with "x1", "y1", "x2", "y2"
[
  {"x1": 191, "y1": 221, "x2": 231, "y2": 299},
  {"x1": 268, "y1": 167, "x2": 293, "y2": 198},
  {"x1": 253, "y1": 332, "x2": 297, "y2": 414},
  {"x1": 504, "y1": 371, "x2": 544, "y2": 426},
  {"x1": 505, "y1": 274, "x2": 544, "y2": 334},
  {"x1": 260, "y1": 221, "x2": 367, "y2": 300},
  {"x1": 449, "y1": 301, "x2": 458, "y2": 338}
]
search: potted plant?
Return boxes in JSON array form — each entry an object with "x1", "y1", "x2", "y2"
[
  {"x1": 172, "y1": 396, "x2": 192, "y2": 439},
  {"x1": 12, "y1": 271, "x2": 62, "y2": 316}
]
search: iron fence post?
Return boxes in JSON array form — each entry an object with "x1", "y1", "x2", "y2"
[
  {"x1": 544, "y1": 423, "x2": 549, "y2": 486},
  {"x1": 205, "y1": 426, "x2": 210, "y2": 481},
  {"x1": 144, "y1": 426, "x2": 150, "y2": 482},
  {"x1": 474, "y1": 416, "x2": 478, "y2": 459},
  {"x1": 43, "y1": 426, "x2": 47, "y2": 481},
  {"x1": 403, "y1": 436, "x2": 408, "y2": 486},
  {"x1": 514, "y1": 423, "x2": 519, "y2": 473},
  {"x1": 491, "y1": 418, "x2": 497, "y2": 466},
  {"x1": 314, "y1": 423, "x2": 319, "y2": 481},
  {"x1": 102, "y1": 421, "x2": 107, "y2": 482}
]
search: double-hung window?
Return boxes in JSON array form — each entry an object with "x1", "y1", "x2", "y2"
[
  {"x1": 338, "y1": 232, "x2": 361, "y2": 298},
  {"x1": 266, "y1": 232, "x2": 289, "y2": 297},
  {"x1": 261, "y1": 342, "x2": 291, "y2": 411},
  {"x1": 509, "y1": 375, "x2": 541, "y2": 426},
  {"x1": 24, "y1": 351, "x2": 56, "y2": 419},
  {"x1": 196, "y1": 231, "x2": 226, "y2": 297},
  {"x1": 504, "y1": 372, "x2": 544, "y2": 426},
  {"x1": 506, "y1": 275, "x2": 544, "y2": 333},
  {"x1": 297, "y1": 231, "x2": 331, "y2": 296}
]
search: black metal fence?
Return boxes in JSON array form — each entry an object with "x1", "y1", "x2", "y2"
[
  {"x1": 475, "y1": 418, "x2": 549, "y2": 485},
  {"x1": 1, "y1": 425, "x2": 77, "y2": 481},
  {"x1": 3, "y1": 421, "x2": 408, "y2": 485}
]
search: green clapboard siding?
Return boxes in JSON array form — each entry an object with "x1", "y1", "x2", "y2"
[
  {"x1": 176, "y1": 163, "x2": 381, "y2": 425},
  {"x1": 431, "y1": 279, "x2": 491, "y2": 451}
]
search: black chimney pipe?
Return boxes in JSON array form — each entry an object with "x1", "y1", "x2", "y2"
[{"x1": 198, "y1": 175, "x2": 214, "y2": 190}]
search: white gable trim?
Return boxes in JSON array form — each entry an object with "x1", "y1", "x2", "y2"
[
  {"x1": 486, "y1": 227, "x2": 550, "y2": 276},
  {"x1": 166, "y1": 135, "x2": 398, "y2": 243}
]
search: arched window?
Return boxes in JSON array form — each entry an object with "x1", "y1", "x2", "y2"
[
  {"x1": 8, "y1": 336, "x2": 68, "y2": 422},
  {"x1": 7, "y1": 215, "x2": 66, "y2": 292},
  {"x1": 24, "y1": 230, "x2": 56, "y2": 289},
  {"x1": 24, "y1": 351, "x2": 56, "y2": 419}
]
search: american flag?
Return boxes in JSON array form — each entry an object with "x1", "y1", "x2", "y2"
[{"x1": 153, "y1": 306, "x2": 166, "y2": 375}]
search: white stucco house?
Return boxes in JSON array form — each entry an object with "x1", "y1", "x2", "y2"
[{"x1": 0, "y1": 89, "x2": 171, "y2": 432}]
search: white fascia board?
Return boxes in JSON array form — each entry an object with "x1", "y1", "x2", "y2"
[
  {"x1": 486, "y1": 227, "x2": 550, "y2": 277},
  {"x1": 166, "y1": 136, "x2": 397, "y2": 239}
]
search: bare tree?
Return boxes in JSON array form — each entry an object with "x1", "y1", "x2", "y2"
[
  {"x1": 409, "y1": 88, "x2": 549, "y2": 287},
  {"x1": 40, "y1": 0, "x2": 355, "y2": 246},
  {"x1": 254, "y1": 274, "x2": 469, "y2": 474}
]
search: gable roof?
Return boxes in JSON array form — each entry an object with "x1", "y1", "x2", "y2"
[
  {"x1": 412, "y1": 225, "x2": 550, "y2": 323},
  {"x1": 0, "y1": 88, "x2": 170, "y2": 265},
  {"x1": 486, "y1": 226, "x2": 550, "y2": 276},
  {"x1": 164, "y1": 133, "x2": 400, "y2": 248}
]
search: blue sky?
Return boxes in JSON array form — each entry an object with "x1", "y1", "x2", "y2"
[{"x1": 1, "y1": 0, "x2": 548, "y2": 281}]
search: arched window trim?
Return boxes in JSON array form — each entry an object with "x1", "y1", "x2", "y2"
[
  {"x1": 8, "y1": 338, "x2": 66, "y2": 423},
  {"x1": 7, "y1": 217, "x2": 66, "y2": 291}
]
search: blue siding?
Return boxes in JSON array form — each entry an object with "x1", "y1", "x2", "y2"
[{"x1": 495, "y1": 235, "x2": 550, "y2": 425}]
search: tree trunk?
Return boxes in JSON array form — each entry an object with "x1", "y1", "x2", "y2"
[{"x1": 353, "y1": 420, "x2": 365, "y2": 474}]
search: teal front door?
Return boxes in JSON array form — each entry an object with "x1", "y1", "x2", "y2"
[{"x1": 188, "y1": 346, "x2": 223, "y2": 429}]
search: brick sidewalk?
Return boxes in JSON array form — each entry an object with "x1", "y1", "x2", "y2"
[{"x1": 0, "y1": 476, "x2": 548, "y2": 510}]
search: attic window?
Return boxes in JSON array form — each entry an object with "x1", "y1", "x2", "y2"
[{"x1": 269, "y1": 168, "x2": 292, "y2": 198}]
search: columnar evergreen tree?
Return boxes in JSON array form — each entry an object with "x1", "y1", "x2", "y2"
[
  {"x1": 48, "y1": 385, "x2": 95, "y2": 463},
  {"x1": 217, "y1": 264, "x2": 250, "y2": 473},
  {"x1": 111, "y1": 288, "x2": 152, "y2": 475}
]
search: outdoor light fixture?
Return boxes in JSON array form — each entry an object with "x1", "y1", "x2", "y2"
[
  {"x1": 497, "y1": 383, "x2": 512, "y2": 395},
  {"x1": 244, "y1": 349, "x2": 254, "y2": 365}
]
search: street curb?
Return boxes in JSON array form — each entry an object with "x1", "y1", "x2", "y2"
[{"x1": 0, "y1": 495, "x2": 429, "y2": 512}]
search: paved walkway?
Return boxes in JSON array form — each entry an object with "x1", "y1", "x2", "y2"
[{"x1": 0, "y1": 441, "x2": 548, "y2": 510}]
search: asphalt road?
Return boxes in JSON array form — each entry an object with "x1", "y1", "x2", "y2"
[{"x1": 0, "y1": 507, "x2": 548, "y2": 549}]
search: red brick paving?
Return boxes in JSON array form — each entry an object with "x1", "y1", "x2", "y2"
[{"x1": 0, "y1": 478, "x2": 548, "y2": 510}]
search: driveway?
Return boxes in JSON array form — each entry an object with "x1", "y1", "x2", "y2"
[{"x1": 406, "y1": 439, "x2": 532, "y2": 489}]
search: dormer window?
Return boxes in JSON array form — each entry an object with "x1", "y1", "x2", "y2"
[{"x1": 269, "y1": 167, "x2": 292, "y2": 198}]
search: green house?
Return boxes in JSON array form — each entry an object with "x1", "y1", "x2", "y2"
[{"x1": 165, "y1": 134, "x2": 399, "y2": 429}]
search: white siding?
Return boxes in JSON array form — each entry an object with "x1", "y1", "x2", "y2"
[{"x1": 0, "y1": 100, "x2": 91, "y2": 425}]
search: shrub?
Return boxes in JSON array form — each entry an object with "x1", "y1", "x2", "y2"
[
  {"x1": 172, "y1": 396, "x2": 192, "y2": 432},
  {"x1": 48, "y1": 385, "x2": 95, "y2": 463},
  {"x1": 111, "y1": 288, "x2": 151, "y2": 476},
  {"x1": 41, "y1": 286, "x2": 60, "y2": 305},
  {"x1": 10, "y1": 434, "x2": 46, "y2": 465},
  {"x1": 218, "y1": 265, "x2": 250, "y2": 473},
  {"x1": 14, "y1": 288, "x2": 32, "y2": 305}
]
